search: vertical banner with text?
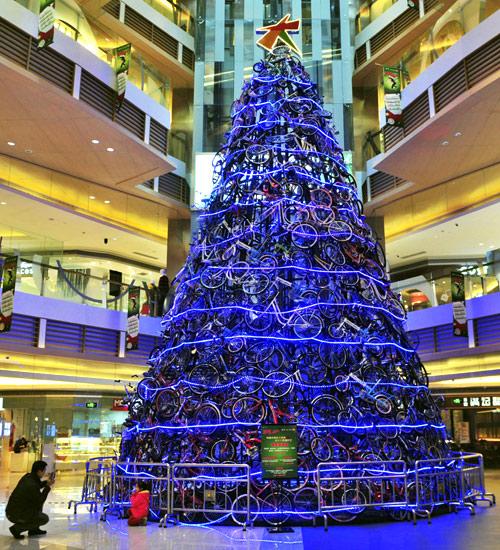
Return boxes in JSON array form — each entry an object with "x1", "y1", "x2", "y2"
[
  {"x1": 126, "y1": 286, "x2": 140, "y2": 351},
  {"x1": 38, "y1": 0, "x2": 56, "y2": 49},
  {"x1": 383, "y1": 65, "x2": 403, "y2": 127},
  {"x1": 451, "y1": 271, "x2": 467, "y2": 337},
  {"x1": 0, "y1": 256, "x2": 18, "y2": 333},
  {"x1": 113, "y1": 44, "x2": 132, "y2": 111}
]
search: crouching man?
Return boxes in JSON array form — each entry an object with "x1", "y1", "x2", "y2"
[{"x1": 6, "y1": 460, "x2": 55, "y2": 539}]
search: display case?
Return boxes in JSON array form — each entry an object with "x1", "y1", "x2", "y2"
[{"x1": 54, "y1": 436, "x2": 119, "y2": 470}]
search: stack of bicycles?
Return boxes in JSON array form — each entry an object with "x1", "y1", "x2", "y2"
[{"x1": 120, "y1": 46, "x2": 450, "y2": 522}]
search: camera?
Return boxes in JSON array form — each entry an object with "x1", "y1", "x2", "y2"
[{"x1": 104, "y1": 238, "x2": 108, "y2": 244}]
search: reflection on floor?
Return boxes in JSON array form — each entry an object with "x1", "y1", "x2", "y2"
[{"x1": 0, "y1": 472, "x2": 499, "y2": 549}]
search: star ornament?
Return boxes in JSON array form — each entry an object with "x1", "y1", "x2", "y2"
[{"x1": 256, "y1": 15, "x2": 301, "y2": 55}]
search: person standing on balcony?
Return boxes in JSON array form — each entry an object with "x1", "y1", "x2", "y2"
[
  {"x1": 158, "y1": 268, "x2": 170, "y2": 315},
  {"x1": 6, "y1": 460, "x2": 55, "y2": 539}
]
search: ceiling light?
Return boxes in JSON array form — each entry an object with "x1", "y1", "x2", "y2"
[
  {"x1": 7, "y1": 141, "x2": 15, "y2": 146},
  {"x1": 89, "y1": 195, "x2": 96, "y2": 200},
  {"x1": 91, "y1": 139, "x2": 100, "y2": 144},
  {"x1": 454, "y1": 132, "x2": 462, "y2": 137},
  {"x1": 104, "y1": 200, "x2": 111, "y2": 204},
  {"x1": 479, "y1": 242, "x2": 484, "y2": 246},
  {"x1": 489, "y1": 245, "x2": 495, "y2": 249},
  {"x1": 441, "y1": 140, "x2": 449, "y2": 146},
  {"x1": 112, "y1": 237, "x2": 118, "y2": 241},
  {"x1": 0, "y1": 201, "x2": 6, "y2": 205},
  {"x1": 25, "y1": 148, "x2": 33, "y2": 154},
  {"x1": 106, "y1": 147, "x2": 114, "y2": 152}
]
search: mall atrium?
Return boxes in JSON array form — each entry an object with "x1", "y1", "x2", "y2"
[{"x1": 0, "y1": 0, "x2": 499, "y2": 548}]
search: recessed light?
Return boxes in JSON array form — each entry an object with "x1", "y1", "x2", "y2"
[
  {"x1": 479, "y1": 242, "x2": 484, "y2": 246},
  {"x1": 104, "y1": 200, "x2": 111, "y2": 204},
  {"x1": 441, "y1": 140, "x2": 449, "y2": 146},
  {"x1": 106, "y1": 147, "x2": 114, "y2": 152},
  {"x1": 112, "y1": 237, "x2": 118, "y2": 241},
  {"x1": 7, "y1": 141, "x2": 15, "y2": 146},
  {"x1": 0, "y1": 201, "x2": 7, "y2": 205},
  {"x1": 89, "y1": 195, "x2": 96, "y2": 200},
  {"x1": 91, "y1": 139, "x2": 100, "y2": 144},
  {"x1": 490, "y1": 245, "x2": 495, "y2": 249},
  {"x1": 454, "y1": 132, "x2": 462, "y2": 137},
  {"x1": 25, "y1": 148, "x2": 33, "y2": 154}
]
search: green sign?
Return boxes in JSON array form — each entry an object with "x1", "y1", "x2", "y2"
[
  {"x1": 113, "y1": 43, "x2": 132, "y2": 110},
  {"x1": 383, "y1": 65, "x2": 403, "y2": 127},
  {"x1": 86, "y1": 402, "x2": 98, "y2": 409},
  {"x1": 38, "y1": 0, "x2": 56, "y2": 49},
  {"x1": 261, "y1": 424, "x2": 297, "y2": 480},
  {"x1": 1, "y1": 256, "x2": 18, "y2": 333}
]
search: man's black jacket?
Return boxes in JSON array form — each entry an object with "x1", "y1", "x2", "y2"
[{"x1": 6, "y1": 473, "x2": 50, "y2": 521}]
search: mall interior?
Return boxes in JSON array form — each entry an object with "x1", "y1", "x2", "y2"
[{"x1": 0, "y1": 0, "x2": 499, "y2": 547}]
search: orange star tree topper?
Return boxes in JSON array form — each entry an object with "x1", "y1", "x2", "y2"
[{"x1": 256, "y1": 15, "x2": 301, "y2": 54}]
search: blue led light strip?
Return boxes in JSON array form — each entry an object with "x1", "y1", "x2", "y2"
[
  {"x1": 126, "y1": 420, "x2": 446, "y2": 434},
  {"x1": 140, "y1": 376, "x2": 428, "y2": 395},
  {"x1": 158, "y1": 334, "x2": 416, "y2": 356}
]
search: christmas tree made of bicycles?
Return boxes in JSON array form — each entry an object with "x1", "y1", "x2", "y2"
[{"x1": 121, "y1": 22, "x2": 448, "y2": 523}]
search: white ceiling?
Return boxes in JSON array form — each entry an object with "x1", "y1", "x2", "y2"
[
  {"x1": 0, "y1": 56, "x2": 173, "y2": 188},
  {"x1": 0, "y1": 187, "x2": 167, "y2": 268},
  {"x1": 387, "y1": 199, "x2": 500, "y2": 268}
]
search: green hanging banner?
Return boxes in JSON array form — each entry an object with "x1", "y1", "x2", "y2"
[
  {"x1": 38, "y1": 0, "x2": 56, "y2": 49},
  {"x1": 0, "y1": 256, "x2": 18, "y2": 333},
  {"x1": 451, "y1": 271, "x2": 467, "y2": 337},
  {"x1": 126, "y1": 285, "x2": 140, "y2": 351},
  {"x1": 383, "y1": 65, "x2": 403, "y2": 127},
  {"x1": 113, "y1": 43, "x2": 132, "y2": 111}
]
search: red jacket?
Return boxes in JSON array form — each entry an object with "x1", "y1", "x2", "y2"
[{"x1": 130, "y1": 490, "x2": 150, "y2": 519}]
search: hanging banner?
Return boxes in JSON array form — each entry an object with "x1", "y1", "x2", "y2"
[
  {"x1": 261, "y1": 424, "x2": 298, "y2": 480},
  {"x1": 0, "y1": 256, "x2": 18, "y2": 333},
  {"x1": 383, "y1": 65, "x2": 403, "y2": 127},
  {"x1": 126, "y1": 286, "x2": 140, "y2": 351},
  {"x1": 38, "y1": 0, "x2": 56, "y2": 49},
  {"x1": 451, "y1": 271, "x2": 467, "y2": 337},
  {"x1": 113, "y1": 43, "x2": 132, "y2": 111}
]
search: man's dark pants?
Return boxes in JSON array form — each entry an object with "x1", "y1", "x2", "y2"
[{"x1": 7, "y1": 512, "x2": 49, "y2": 534}]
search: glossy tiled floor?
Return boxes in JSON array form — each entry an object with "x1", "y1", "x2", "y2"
[{"x1": 1, "y1": 472, "x2": 499, "y2": 550}]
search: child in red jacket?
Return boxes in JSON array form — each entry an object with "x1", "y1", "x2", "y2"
[{"x1": 128, "y1": 481, "x2": 150, "y2": 526}]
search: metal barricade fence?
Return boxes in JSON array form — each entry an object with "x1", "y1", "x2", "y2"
[
  {"x1": 68, "y1": 456, "x2": 116, "y2": 515},
  {"x1": 317, "y1": 460, "x2": 408, "y2": 530},
  {"x1": 70, "y1": 453, "x2": 494, "y2": 527},
  {"x1": 103, "y1": 462, "x2": 171, "y2": 521},
  {"x1": 413, "y1": 457, "x2": 463, "y2": 523},
  {"x1": 458, "y1": 452, "x2": 496, "y2": 506},
  {"x1": 168, "y1": 463, "x2": 251, "y2": 529}
]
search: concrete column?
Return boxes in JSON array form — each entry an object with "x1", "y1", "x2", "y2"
[{"x1": 167, "y1": 218, "x2": 192, "y2": 280}]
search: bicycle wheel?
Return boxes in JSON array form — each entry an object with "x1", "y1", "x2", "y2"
[
  {"x1": 246, "y1": 144, "x2": 271, "y2": 165},
  {"x1": 294, "y1": 487, "x2": 317, "y2": 520},
  {"x1": 188, "y1": 364, "x2": 220, "y2": 394},
  {"x1": 262, "y1": 371, "x2": 293, "y2": 398},
  {"x1": 245, "y1": 308, "x2": 273, "y2": 333},
  {"x1": 233, "y1": 366, "x2": 264, "y2": 395},
  {"x1": 203, "y1": 491, "x2": 233, "y2": 523},
  {"x1": 200, "y1": 267, "x2": 226, "y2": 290},
  {"x1": 210, "y1": 439, "x2": 236, "y2": 462},
  {"x1": 310, "y1": 437, "x2": 332, "y2": 462},
  {"x1": 231, "y1": 494, "x2": 259, "y2": 526},
  {"x1": 242, "y1": 272, "x2": 270, "y2": 295},
  {"x1": 261, "y1": 491, "x2": 293, "y2": 525},
  {"x1": 291, "y1": 222, "x2": 318, "y2": 249},
  {"x1": 193, "y1": 403, "x2": 221, "y2": 435},
  {"x1": 232, "y1": 396, "x2": 266, "y2": 424},
  {"x1": 155, "y1": 389, "x2": 179, "y2": 420},
  {"x1": 311, "y1": 395, "x2": 343, "y2": 426},
  {"x1": 292, "y1": 311, "x2": 323, "y2": 339}
]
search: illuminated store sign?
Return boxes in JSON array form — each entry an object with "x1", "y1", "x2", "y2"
[{"x1": 446, "y1": 396, "x2": 500, "y2": 408}]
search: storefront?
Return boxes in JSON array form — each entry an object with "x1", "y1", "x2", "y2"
[
  {"x1": 441, "y1": 392, "x2": 500, "y2": 465},
  {"x1": 0, "y1": 394, "x2": 127, "y2": 475}
]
